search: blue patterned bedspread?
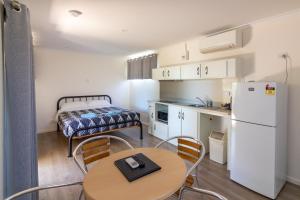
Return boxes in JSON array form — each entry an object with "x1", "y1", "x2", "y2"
[{"x1": 58, "y1": 107, "x2": 140, "y2": 137}]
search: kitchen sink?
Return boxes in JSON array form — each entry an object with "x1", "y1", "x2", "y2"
[{"x1": 188, "y1": 104, "x2": 206, "y2": 108}]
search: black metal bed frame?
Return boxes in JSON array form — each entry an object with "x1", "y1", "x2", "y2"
[{"x1": 56, "y1": 95, "x2": 143, "y2": 157}]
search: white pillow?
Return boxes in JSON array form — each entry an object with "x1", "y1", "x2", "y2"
[
  {"x1": 60, "y1": 101, "x2": 88, "y2": 112},
  {"x1": 87, "y1": 100, "x2": 111, "y2": 109}
]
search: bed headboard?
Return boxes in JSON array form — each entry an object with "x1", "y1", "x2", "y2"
[{"x1": 56, "y1": 95, "x2": 112, "y2": 111}]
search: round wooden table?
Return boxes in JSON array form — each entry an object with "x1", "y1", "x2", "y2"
[{"x1": 83, "y1": 147, "x2": 187, "y2": 200}]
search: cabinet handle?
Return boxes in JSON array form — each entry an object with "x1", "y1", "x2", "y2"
[
  {"x1": 151, "y1": 113, "x2": 153, "y2": 118},
  {"x1": 182, "y1": 112, "x2": 184, "y2": 120},
  {"x1": 167, "y1": 70, "x2": 170, "y2": 77},
  {"x1": 162, "y1": 70, "x2": 165, "y2": 77},
  {"x1": 197, "y1": 66, "x2": 200, "y2": 75},
  {"x1": 178, "y1": 112, "x2": 181, "y2": 119},
  {"x1": 205, "y1": 66, "x2": 208, "y2": 75}
]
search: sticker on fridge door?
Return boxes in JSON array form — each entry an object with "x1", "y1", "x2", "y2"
[{"x1": 265, "y1": 84, "x2": 276, "y2": 95}]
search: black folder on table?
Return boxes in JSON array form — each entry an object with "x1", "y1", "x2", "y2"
[{"x1": 114, "y1": 153, "x2": 161, "y2": 182}]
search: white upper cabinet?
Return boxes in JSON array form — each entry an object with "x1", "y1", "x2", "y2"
[
  {"x1": 152, "y1": 68, "x2": 165, "y2": 80},
  {"x1": 201, "y1": 59, "x2": 228, "y2": 79},
  {"x1": 152, "y1": 66, "x2": 181, "y2": 80},
  {"x1": 153, "y1": 58, "x2": 238, "y2": 80},
  {"x1": 158, "y1": 42, "x2": 188, "y2": 66},
  {"x1": 201, "y1": 58, "x2": 237, "y2": 79},
  {"x1": 180, "y1": 63, "x2": 201, "y2": 80},
  {"x1": 164, "y1": 66, "x2": 181, "y2": 80}
]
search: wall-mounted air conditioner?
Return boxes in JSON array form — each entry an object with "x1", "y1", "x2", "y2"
[{"x1": 199, "y1": 29, "x2": 242, "y2": 53}]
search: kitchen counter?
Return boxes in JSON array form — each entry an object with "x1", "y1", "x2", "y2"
[{"x1": 153, "y1": 100, "x2": 231, "y2": 118}]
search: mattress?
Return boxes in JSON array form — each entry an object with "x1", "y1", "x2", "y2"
[{"x1": 57, "y1": 107, "x2": 140, "y2": 137}]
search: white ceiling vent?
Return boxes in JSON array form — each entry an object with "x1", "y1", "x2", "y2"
[{"x1": 199, "y1": 29, "x2": 242, "y2": 53}]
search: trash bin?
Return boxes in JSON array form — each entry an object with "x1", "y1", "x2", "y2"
[{"x1": 209, "y1": 131, "x2": 227, "y2": 164}]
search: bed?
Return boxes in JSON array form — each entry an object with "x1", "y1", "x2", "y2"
[{"x1": 56, "y1": 95, "x2": 143, "y2": 157}]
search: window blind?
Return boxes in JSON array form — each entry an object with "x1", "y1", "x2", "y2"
[{"x1": 127, "y1": 54, "x2": 157, "y2": 80}]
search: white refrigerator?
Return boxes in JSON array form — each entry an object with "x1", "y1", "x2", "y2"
[{"x1": 230, "y1": 82, "x2": 287, "y2": 199}]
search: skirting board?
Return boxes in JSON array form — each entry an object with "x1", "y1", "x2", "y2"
[{"x1": 287, "y1": 176, "x2": 300, "y2": 186}]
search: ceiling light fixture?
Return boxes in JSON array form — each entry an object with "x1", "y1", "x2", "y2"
[{"x1": 69, "y1": 10, "x2": 82, "y2": 17}]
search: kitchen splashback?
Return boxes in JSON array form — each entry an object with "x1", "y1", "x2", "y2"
[{"x1": 160, "y1": 79, "x2": 224, "y2": 104}]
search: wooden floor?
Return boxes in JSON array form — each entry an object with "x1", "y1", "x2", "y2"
[{"x1": 38, "y1": 126, "x2": 300, "y2": 200}]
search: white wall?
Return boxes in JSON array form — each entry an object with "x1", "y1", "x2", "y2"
[
  {"x1": 129, "y1": 79, "x2": 159, "y2": 124},
  {"x1": 34, "y1": 48, "x2": 129, "y2": 133},
  {"x1": 158, "y1": 10, "x2": 300, "y2": 185}
]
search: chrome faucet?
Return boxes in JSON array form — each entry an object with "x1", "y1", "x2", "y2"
[{"x1": 195, "y1": 97, "x2": 207, "y2": 107}]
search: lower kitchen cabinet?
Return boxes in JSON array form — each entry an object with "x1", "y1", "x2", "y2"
[
  {"x1": 181, "y1": 107, "x2": 198, "y2": 138},
  {"x1": 153, "y1": 121, "x2": 168, "y2": 140},
  {"x1": 168, "y1": 105, "x2": 182, "y2": 145},
  {"x1": 168, "y1": 105, "x2": 199, "y2": 145},
  {"x1": 148, "y1": 102, "x2": 155, "y2": 134}
]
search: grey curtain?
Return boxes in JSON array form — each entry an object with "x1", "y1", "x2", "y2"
[
  {"x1": 127, "y1": 54, "x2": 157, "y2": 80},
  {"x1": 3, "y1": 1, "x2": 38, "y2": 199}
]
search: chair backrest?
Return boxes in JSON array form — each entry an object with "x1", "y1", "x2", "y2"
[
  {"x1": 177, "y1": 138, "x2": 202, "y2": 164},
  {"x1": 179, "y1": 186, "x2": 228, "y2": 200},
  {"x1": 73, "y1": 135, "x2": 134, "y2": 174},
  {"x1": 5, "y1": 182, "x2": 82, "y2": 200},
  {"x1": 81, "y1": 138, "x2": 110, "y2": 166},
  {"x1": 155, "y1": 136, "x2": 206, "y2": 177}
]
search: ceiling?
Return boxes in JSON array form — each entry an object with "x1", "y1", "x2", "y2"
[{"x1": 20, "y1": 0, "x2": 300, "y2": 55}]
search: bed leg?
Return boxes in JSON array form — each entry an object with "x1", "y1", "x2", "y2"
[
  {"x1": 68, "y1": 137, "x2": 73, "y2": 157},
  {"x1": 139, "y1": 121, "x2": 143, "y2": 140},
  {"x1": 57, "y1": 123, "x2": 59, "y2": 133}
]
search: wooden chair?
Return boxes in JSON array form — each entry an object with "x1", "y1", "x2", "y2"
[
  {"x1": 4, "y1": 182, "x2": 82, "y2": 200},
  {"x1": 73, "y1": 135, "x2": 134, "y2": 199},
  {"x1": 73, "y1": 135, "x2": 134, "y2": 174},
  {"x1": 155, "y1": 136, "x2": 206, "y2": 188},
  {"x1": 179, "y1": 186, "x2": 228, "y2": 200}
]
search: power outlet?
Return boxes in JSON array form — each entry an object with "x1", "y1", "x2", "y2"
[{"x1": 279, "y1": 53, "x2": 288, "y2": 59}]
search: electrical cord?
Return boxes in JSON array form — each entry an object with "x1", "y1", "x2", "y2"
[{"x1": 282, "y1": 54, "x2": 289, "y2": 84}]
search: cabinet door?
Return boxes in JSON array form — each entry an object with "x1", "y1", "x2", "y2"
[
  {"x1": 201, "y1": 60, "x2": 227, "y2": 79},
  {"x1": 168, "y1": 105, "x2": 182, "y2": 145},
  {"x1": 181, "y1": 64, "x2": 201, "y2": 80},
  {"x1": 149, "y1": 103, "x2": 155, "y2": 122},
  {"x1": 164, "y1": 66, "x2": 181, "y2": 80},
  {"x1": 181, "y1": 108, "x2": 198, "y2": 139},
  {"x1": 226, "y1": 58, "x2": 237, "y2": 78},
  {"x1": 158, "y1": 42, "x2": 187, "y2": 66},
  {"x1": 153, "y1": 121, "x2": 168, "y2": 140},
  {"x1": 152, "y1": 68, "x2": 165, "y2": 80},
  {"x1": 148, "y1": 103, "x2": 155, "y2": 134}
]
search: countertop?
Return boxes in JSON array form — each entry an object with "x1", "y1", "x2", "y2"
[{"x1": 150, "y1": 100, "x2": 231, "y2": 118}]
